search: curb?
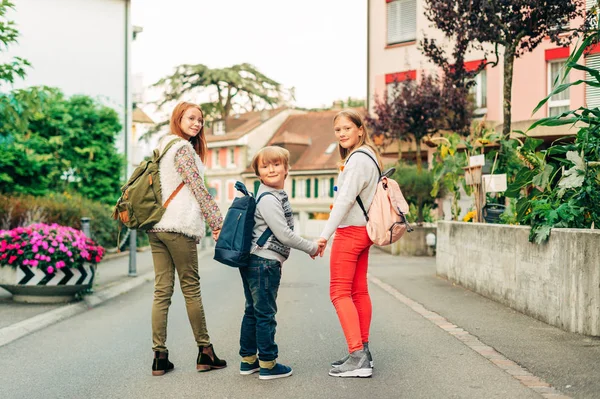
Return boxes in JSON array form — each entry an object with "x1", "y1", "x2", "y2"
[{"x1": 0, "y1": 246, "x2": 214, "y2": 349}]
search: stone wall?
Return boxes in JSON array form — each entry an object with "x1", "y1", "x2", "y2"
[{"x1": 436, "y1": 221, "x2": 600, "y2": 336}]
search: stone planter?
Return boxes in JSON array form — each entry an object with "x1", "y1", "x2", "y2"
[
  {"x1": 0, "y1": 263, "x2": 96, "y2": 303},
  {"x1": 436, "y1": 221, "x2": 600, "y2": 336}
]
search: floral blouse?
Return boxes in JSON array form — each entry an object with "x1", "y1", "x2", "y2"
[{"x1": 174, "y1": 145, "x2": 223, "y2": 232}]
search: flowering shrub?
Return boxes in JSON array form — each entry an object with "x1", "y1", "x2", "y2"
[{"x1": 0, "y1": 223, "x2": 105, "y2": 274}]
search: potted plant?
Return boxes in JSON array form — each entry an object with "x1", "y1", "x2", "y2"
[{"x1": 0, "y1": 223, "x2": 105, "y2": 303}]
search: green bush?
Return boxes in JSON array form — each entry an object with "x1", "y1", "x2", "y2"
[
  {"x1": 0, "y1": 193, "x2": 118, "y2": 248},
  {"x1": 390, "y1": 163, "x2": 438, "y2": 224}
]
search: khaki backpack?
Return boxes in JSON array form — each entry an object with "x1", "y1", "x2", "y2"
[
  {"x1": 347, "y1": 150, "x2": 413, "y2": 246},
  {"x1": 112, "y1": 138, "x2": 184, "y2": 231}
]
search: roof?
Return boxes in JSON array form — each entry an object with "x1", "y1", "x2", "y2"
[
  {"x1": 266, "y1": 108, "x2": 368, "y2": 171},
  {"x1": 205, "y1": 108, "x2": 286, "y2": 143},
  {"x1": 132, "y1": 107, "x2": 154, "y2": 124}
]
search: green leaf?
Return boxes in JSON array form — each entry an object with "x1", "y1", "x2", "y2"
[
  {"x1": 532, "y1": 164, "x2": 554, "y2": 189},
  {"x1": 532, "y1": 225, "x2": 552, "y2": 244},
  {"x1": 522, "y1": 137, "x2": 544, "y2": 152},
  {"x1": 558, "y1": 151, "x2": 586, "y2": 189}
]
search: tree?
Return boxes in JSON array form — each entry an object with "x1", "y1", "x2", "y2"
[
  {"x1": 0, "y1": 87, "x2": 124, "y2": 204},
  {"x1": 367, "y1": 74, "x2": 444, "y2": 171},
  {"x1": 152, "y1": 63, "x2": 290, "y2": 122},
  {"x1": 421, "y1": 15, "x2": 478, "y2": 136},
  {"x1": 424, "y1": 0, "x2": 585, "y2": 138},
  {"x1": 0, "y1": 0, "x2": 30, "y2": 86}
]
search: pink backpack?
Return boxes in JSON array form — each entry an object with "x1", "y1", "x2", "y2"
[{"x1": 347, "y1": 151, "x2": 413, "y2": 246}]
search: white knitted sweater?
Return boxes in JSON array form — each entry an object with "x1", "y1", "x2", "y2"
[{"x1": 319, "y1": 146, "x2": 380, "y2": 240}]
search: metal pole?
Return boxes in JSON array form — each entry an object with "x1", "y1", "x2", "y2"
[
  {"x1": 128, "y1": 229, "x2": 137, "y2": 276},
  {"x1": 81, "y1": 217, "x2": 91, "y2": 238}
]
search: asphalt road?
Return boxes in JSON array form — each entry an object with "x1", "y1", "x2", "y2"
[{"x1": 0, "y1": 250, "x2": 540, "y2": 399}]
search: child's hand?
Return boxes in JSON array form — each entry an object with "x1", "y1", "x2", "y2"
[
  {"x1": 212, "y1": 228, "x2": 221, "y2": 241},
  {"x1": 310, "y1": 238, "x2": 327, "y2": 259}
]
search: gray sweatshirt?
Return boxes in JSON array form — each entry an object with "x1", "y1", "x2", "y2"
[
  {"x1": 252, "y1": 184, "x2": 318, "y2": 264},
  {"x1": 320, "y1": 146, "x2": 380, "y2": 240}
]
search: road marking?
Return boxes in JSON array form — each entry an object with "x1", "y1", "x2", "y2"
[{"x1": 368, "y1": 274, "x2": 571, "y2": 399}]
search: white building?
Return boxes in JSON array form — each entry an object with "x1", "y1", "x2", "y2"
[{"x1": 2, "y1": 0, "x2": 134, "y2": 173}]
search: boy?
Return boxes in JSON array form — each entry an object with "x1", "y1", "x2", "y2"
[{"x1": 238, "y1": 146, "x2": 323, "y2": 380}]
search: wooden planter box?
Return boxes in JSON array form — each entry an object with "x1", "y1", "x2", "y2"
[
  {"x1": 0, "y1": 263, "x2": 96, "y2": 303},
  {"x1": 436, "y1": 221, "x2": 600, "y2": 336}
]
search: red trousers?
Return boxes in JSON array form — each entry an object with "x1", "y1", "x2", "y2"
[{"x1": 329, "y1": 226, "x2": 372, "y2": 353}]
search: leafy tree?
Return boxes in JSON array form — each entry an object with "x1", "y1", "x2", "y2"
[
  {"x1": 0, "y1": 87, "x2": 124, "y2": 204},
  {"x1": 391, "y1": 163, "x2": 437, "y2": 224},
  {"x1": 152, "y1": 63, "x2": 289, "y2": 122},
  {"x1": 367, "y1": 74, "x2": 444, "y2": 171},
  {"x1": 0, "y1": 0, "x2": 30, "y2": 86},
  {"x1": 421, "y1": 9, "x2": 478, "y2": 136},
  {"x1": 424, "y1": 0, "x2": 585, "y2": 137}
]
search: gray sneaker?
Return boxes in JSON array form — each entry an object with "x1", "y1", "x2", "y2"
[
  {"x1": 331, "y1": 343, "x2": 374, "y2": 368},
  {"x1": 328, "y1": 349, "x2": 372, "y2": 378}
]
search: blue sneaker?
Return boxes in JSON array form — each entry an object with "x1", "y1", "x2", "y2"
[
  {"x1": 259, "y1": 363, "x2": 293, "y2": 380},
  {"x1": 240, "y1": 359, "x2": 260, "y2": 375}
]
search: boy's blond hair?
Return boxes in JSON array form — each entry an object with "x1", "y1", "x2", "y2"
[{"x1": 251, "y1": 146, "x2": 290, "y2": 178}]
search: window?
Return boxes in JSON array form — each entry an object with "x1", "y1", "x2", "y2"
[
  {"x1": 469, "y1": 68, "x2": 488, "y2": 114},
  {"x1": 585, "y1": 53, "x2": 600, "y2": 109},
  {"x1": 385, "y1": 70, "x2": 416, "y2": 103},
  {"x1": 213, "y1": 120, "x2": 226, "y2": 136},
  {"x1": 548, "y1": 60, "x2": 570, "y2": 117},
  {"x1": 387, "y1": 0, "x2": 417, "y2": 45},
  {"x1": 305, "y1": 178, "x2": 311, "y2": 198}
]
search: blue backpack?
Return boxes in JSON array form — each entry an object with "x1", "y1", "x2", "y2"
[{"x1": 214, "y1": 181, "x2": 274, "y2": 268}]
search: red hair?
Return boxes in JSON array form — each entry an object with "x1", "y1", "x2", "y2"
[{"x1": 169, "y1": 102, "x2": 207, "y2": 163}]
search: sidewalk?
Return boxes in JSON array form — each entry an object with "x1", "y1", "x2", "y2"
[
  {"x1": 0, "y1": 248, "x2": 154, "y2": 329},
  {"x1": 367, "y1": 248, "x2": 600, "y2": 399}
]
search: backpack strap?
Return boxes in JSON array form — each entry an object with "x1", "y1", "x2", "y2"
[
  {"x1": 157, "y1": 137, "x2": 184, "y2": 162},
  {"x1": 255, "y1": 191, "x2": 276, "y2": 247},
  {"x1": 344, "y1": 150, "x2": 381, "y2": 222}
]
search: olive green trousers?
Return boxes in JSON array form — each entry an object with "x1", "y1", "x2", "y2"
[{"x1": 148, "y1": 232, "x2": 210, "y2": 352}]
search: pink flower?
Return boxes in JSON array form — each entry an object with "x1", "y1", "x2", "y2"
[
  {"x1": 41, "y1": 241, "x2": 48, "y2": 250},
  {"x1": 47, "y1": 266, "x2": 54, "y2": 274},
  {"x1": 67, "y1": 251, "x2": 73, "y2": 257},
  {"x1": 8, "y1": 256, "x2": 17, "y2": 264},
  {"x1": 51, "y1": 241, "x2": 58, "y2": 247},
  {"x1": 34, "y1": 254, "x2": 41, "y2": 260},
  {"x1": 23, "y1": 259, "x2": 30, "y2": 266},
  {"x1": 17, "y1": 249, "x2": 24, "y2": 255},
  {"x1": 95, "y1": 256, "x2": 101, "y2": 263},
  {"x1": 30, "y1": 260, "x2": 39, "y2": 267},
  {"x1": 48, "y1": 247, "x2": 55, "y2": 254},
  {"x1": 32, "y1": 246, "x2": 39, "y2": 253}
]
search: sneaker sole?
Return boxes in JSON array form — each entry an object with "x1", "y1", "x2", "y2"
[
  {"x1": 197, "y1": 364, "x2": 227, "y2": 372},
  {"x1": 240, "y1": 368, "x2": 260, "y2": 375},
  {"x1": 332, "y1": 361, "x2": 374, "y2": 368},
  {"x1": 328, "y1": 368, "x2": 372, "y2": 378},
  {"x1": 259, "y1": 370, "x2": 293, "y2": 380}
]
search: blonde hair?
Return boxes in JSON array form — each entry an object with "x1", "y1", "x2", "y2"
[
  {"x1": 169, "y1": 102, "x2": 207, "y2": 163},
  {"x1": 333, "y1": 109, "x2": 383, "y2": 169},
  {"x1": 251, "y1": 146, "x2": 290, "y2": 178}
]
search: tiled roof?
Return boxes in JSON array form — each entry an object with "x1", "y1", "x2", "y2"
[
  {"x1": 205, "y1": 108, "x2": 286, "y2": 143},
  {"x1": 132, "y1": 107, "x2": 154, "y2": 124},
  {"x1": 266, "y1": 109, "x2": 367, "y2": 171}
]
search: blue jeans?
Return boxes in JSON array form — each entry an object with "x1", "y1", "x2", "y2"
[{"x1": 239, "y1": 255, "x2": 282, "y2": 362}]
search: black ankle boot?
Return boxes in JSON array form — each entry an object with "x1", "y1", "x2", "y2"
[
  {"x1": 152, "y1": 351, "x2": 174, "y2": 376},
  {"x1": 196, "y1": 344, "x2": 227, "y2": 372}
]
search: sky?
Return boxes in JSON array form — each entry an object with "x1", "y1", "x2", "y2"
[{"x1": 131, "y1": 0, "x2": 367, "y2": 110}]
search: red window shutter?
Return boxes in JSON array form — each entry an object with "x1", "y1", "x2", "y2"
[
  {"x1": 545, "y1": 47, "x2": 570, "y2": 61},
  {"x1": 234, "y1": 147, "x2": 240, "y2": 165},
  {"x1": 206, "y1": 149, "x2": 212, "y2": 168},
  {"x1": 228, "y1": 182, "x2": 234, "y2": 200},
  {"x1": 385, "y1": 70, "x2": 416, "y2": 84}
]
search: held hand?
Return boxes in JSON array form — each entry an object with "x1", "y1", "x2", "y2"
[
  {"x1": 316, "y1": 238, "x2": 328, "y2": 257},
  {"x1": 212, "y1": 229, "x2": 221, "y2": 241}
]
